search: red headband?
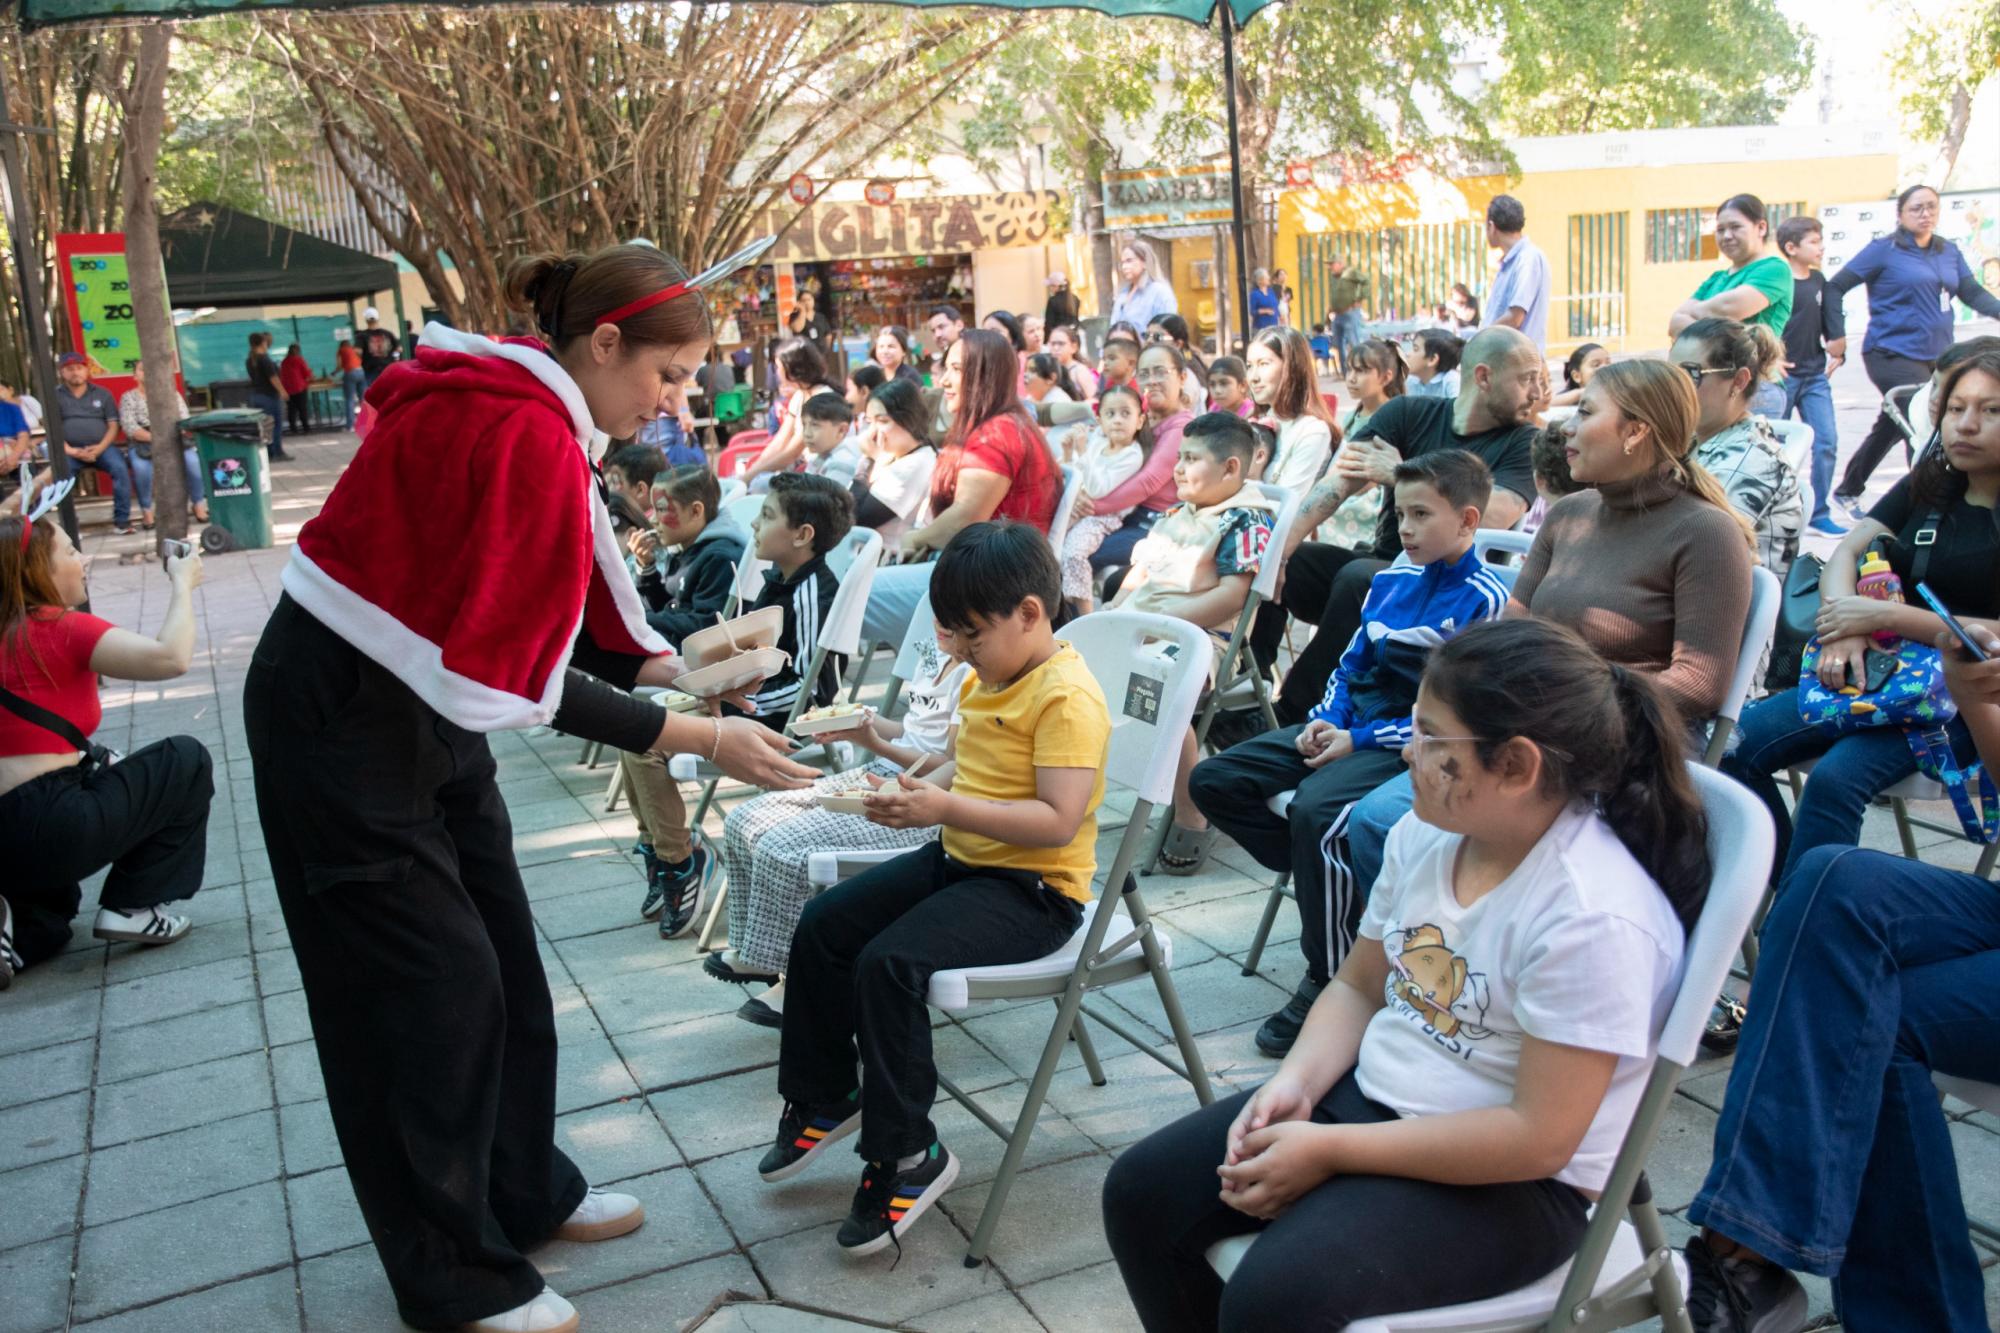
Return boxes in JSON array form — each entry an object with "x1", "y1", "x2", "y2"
[{"x1": 594, "y1": 281, "x2": 694, "y2": 328}]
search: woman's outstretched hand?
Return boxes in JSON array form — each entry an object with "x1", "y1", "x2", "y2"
[{"x1": 712, "y1": 716, "x2": 817, "y2": 790}]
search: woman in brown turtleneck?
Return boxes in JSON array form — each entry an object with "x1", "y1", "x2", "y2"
[{"x1": 1511, "y1": 358, "x2": 1755, "y2": 721}]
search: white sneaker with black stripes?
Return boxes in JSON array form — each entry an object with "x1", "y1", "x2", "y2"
[{"x1": 93, "y1": 904, "x2": 191, "y2": 946}]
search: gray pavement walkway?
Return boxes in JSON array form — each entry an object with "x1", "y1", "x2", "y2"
[{"x1": 4, "y1": 350, "x2": 1998, "y2": 1331}]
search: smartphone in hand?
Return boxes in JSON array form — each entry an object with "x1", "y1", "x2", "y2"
[
  {"x1": 1915, "y1": 582, "x2": 1991, "y2": 662},
  {"x1": 162, "y1": 538, "x2": 192, "y2": 576}
]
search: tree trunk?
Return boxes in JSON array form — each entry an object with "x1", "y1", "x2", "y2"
[
  {"x1": 120, "y1": 24, "x2": 183, "y2": 548},
  {"x1": 1934, "y1": 80, "x2": 1973, "y2": 187},
  {"x1": 1083, "y1": 169, "x2": 1114, "y2": 321}
]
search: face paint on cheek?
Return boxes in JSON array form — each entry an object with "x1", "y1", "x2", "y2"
[{"x1": 1435, "y1": 755, "x2": 1464, "y2": 809}]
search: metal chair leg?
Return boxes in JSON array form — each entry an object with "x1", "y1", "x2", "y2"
[
  {"x1": 604, "y1": 759, "x2": 626, "y2": 813},
  {"x1": 1893, "y1": 797, "x2": 1922, "y2": 859},
  {"x1": 696, "y1": 878, "x2": 729, "y2": 952},
  {"x1": 1127, "y1": 889, "x2": 1214, "y2": 1107},
  {"x1": 1976, "y1": 839, "x2": 1998, "y2": 880},
  {"x1": 963, "y1": 982, "x2": 1089, "y2": 1267},
  {"x1": 1066, "y1": 1000, "x2": 1107, "y2": 1086},
  {"x1": 1241, "y1": 875, "x2": 1291, "y2": 976}
]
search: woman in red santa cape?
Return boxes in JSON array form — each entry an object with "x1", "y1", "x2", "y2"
[{"x1": 242, "y1": 242, "x2": 813, "y2": 1333}]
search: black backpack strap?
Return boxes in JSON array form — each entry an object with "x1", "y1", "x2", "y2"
[
  {"x1": 1909, "y1": 507, "x2": 1944, "y2": 589},
  {"x1": 0, "y1": 681, "x2": 94, "y2": 753}
]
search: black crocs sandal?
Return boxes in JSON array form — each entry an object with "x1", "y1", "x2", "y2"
[{"x1": 1158, "y1": 824, "x2": 1219, "y2": 877}]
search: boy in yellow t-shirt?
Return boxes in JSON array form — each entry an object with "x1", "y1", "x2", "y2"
[{"x1": 757, "y1": 522, "x2": 1110, "y2": 1257}]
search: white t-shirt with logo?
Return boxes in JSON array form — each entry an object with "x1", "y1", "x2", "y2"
[{"x1": 1354, "y1": 803, "x2": 1685, "y2": 1192}]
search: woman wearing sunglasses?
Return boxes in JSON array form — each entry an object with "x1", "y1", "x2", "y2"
[{"x1": 1671, "y1": 317, "x2": 1805, "y2": 583}]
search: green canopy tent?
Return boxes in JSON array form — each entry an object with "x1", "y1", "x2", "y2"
[{"x1": 161, "y1": 201, "x2": 399, "y2": 308}]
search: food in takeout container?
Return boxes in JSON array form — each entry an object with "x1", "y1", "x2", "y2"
[
  {"x1": 816, "y1": 793, "x2": 872, "y2": 815},
  {"x1": 789, "y1": 702, "x2": 871, "y2": 736},
  {"x1": 679, "y1": 606, "x2": 785, "y2": 671},
  {"x1": 672, "y1": 646, "x2": 789, "y2": 700}
]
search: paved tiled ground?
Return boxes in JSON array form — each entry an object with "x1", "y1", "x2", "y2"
[{"x1": 5, "y1": 352, "x2": 1999, "y2": 1331}]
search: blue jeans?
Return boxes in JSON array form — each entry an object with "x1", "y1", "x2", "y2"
[
  {"x1": 1721, "y1": 687, "x2": 1976, "y2": 885},
  {"x1": 97, "y1": 446, "x2": 152, "y2": 527},
  {"x1": 1690, "y1": 846, "x2": 2000, "y2": 1331},
  {"x1": 181, "y1": 446, "x2": 204, "y2": 507},
  {"x1": 250, "y1": 390, "x2": 284, "y2": 456},
  {"x1": 341, "y1": 369, "x2": 366, "y2": 429},
  {"x1": 1340, "y1": 770, "x2": 1413, "y2": 898},
  {"x1": 1332, "y1": 309, "x2": 1365, "y2": 365},
  {"x1": 1750, "y1": 379, "x2": 1786, "y2": 419},
  {"x1": 859, "y1": 561, "x2": 932, "y2": 649},
  {"x1": 1781, "y1": 373, "x2": 1838, "y2": 523}
]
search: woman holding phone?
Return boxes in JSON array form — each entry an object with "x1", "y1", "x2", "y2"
[
  {"x1": 1720, "y1": 346, "x2": 2000, "y2": 896},
  {"x1": 242, "y1": 241, "x2": 816, "y2": 1333},
  {"x1": 0, "y1": 486, "x2": 214, "y2": 986}
]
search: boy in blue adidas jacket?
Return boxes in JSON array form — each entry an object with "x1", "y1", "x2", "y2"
[{"x1": 1189, "y1": 449, "x2": 1507, "y2": 1056}]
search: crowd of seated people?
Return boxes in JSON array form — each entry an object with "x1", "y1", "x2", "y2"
[{"x1": 49, "y1": 211, "x2": 1944, "y2": 1328}]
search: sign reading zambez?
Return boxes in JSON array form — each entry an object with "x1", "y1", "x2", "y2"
[
  {"x1": 755, "y1": 189, "x2": 1067, "y2": 262},
  {"x1": 1103, "y1": 165, "x2": 1234, "y2": 229}
]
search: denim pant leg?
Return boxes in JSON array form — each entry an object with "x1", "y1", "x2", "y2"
[
  {"x1": 858, "y1": 561, "x2": 929, "y2": 648},
  {"x1": 130, "y1": 451, "x2": 153, "y2": 515},
  {"x1": 182, "y1": 446, "x2": 204, "y2": 505},
  {"x1": 1783, "y1": 374, "x2": 1839, "y2": 524},
  {"x1": 1689, "y1": 846, "x2": 2000, "y2": 1329},
  {"x1": 98, "y1": 449, "x2": 134, "y2": 525},
  {"x1": 251, "y1": 391, "x2": 284, "y2": 455},
  {"x1": 343, "y1": 369, "x2": 366, "y2": 428},
  {"x1": 1342, "y1": 770, "x2": 1413, "y2": 899},
  {"x1": 1719, "y1": 688, "x2": 1835, "y2": 881},
  {"x1": 1750, "y1": 379, "x2": 1786, "y2": 419}
]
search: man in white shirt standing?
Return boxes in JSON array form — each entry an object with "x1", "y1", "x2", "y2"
[{"x1": 1480, "y1": 195, "x2": 1550, "y2": 354}]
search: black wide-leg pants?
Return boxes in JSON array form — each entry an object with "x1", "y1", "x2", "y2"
[{"x1": 244, "y1": 595, "x2": 584, "y2": 1329}]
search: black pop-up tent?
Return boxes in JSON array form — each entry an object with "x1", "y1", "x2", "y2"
[{"x1": 161, "y1": 201, "x2": 398, "y2": 308}]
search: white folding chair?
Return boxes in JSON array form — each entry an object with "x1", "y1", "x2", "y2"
[
  {"x1": 1472, "y1": 526, "x2": 1534, "y2": 593},
  {"x1": 1210, "y1": 764, "x2": 1775, "y2": 1333},
  {"x1": 1702, "y1": 566, "x2": 1780, "y2": 767},
  {"x1": 717, "y1": 476, "x2": 747, "y2": 506},
  {"x1": 1046, "y1": 464, "x2": 1083, "y2": 568},
  {"x1": 802, "y1": 611, "x2": 1218, "y2": 1266},
  {"x1": 1765, "y1": 418, "x2": 1814, "y2": 532},
  {"x1": 1541, "y1": 404, "x2": 1578, "y2": 425},
  {"x1": 718, "y1": 493, "x2": 771, "y2": 617},
  {"x1": 664, "y1": 528, "x2": 883, "y2": 949},
  {"x1": 1189, "y1": 481, "x2": 1302, "y2": 747}
]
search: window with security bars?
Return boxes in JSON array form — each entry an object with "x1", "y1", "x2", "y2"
[{"x1": 1646, "y1": 202, "x2": 1809, "y2": 264}]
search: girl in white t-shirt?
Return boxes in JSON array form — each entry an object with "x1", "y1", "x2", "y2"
[
  {"x1": 1104, "y1": 617, "x2": 1703, "y2": 1332},
  {"x1": 1243, "y1": 326, "x2": 1339, "y2": 497},
  {"x1": 712, "y1": 634, "x2": 971, "y2": 1025},
  {"x1": 1058, "y1": 383, "x2": 1149, "y2": 612}
]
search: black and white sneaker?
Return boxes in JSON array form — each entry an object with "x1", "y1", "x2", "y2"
[
  {"x1": 837, "y1": 1143, "x2": 960, "y2": 1257},
  {"x1": 738, "y1": 979, "x2": 785, "y2": 1028},
  {"x1": 757, "y1": 1090, "x2": 861, "y2": 1182},
  {"x1": 655, "y1": 847, "x2": 712, "y2": 940},
  {"x1": 636, "y1": 842, "x2": 666, "y2": 921},
  {"x1": 1684, "y1": 1234, "x2": 1809, "y2": 1333},
  {"x1": 0, "y1": 895, "x2": 21, "y2": 989},
  {"x1": 93, "y1": 904, "x2": 190, "y2": 946}
]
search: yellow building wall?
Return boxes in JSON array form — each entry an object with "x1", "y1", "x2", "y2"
[{"x1": 1277, "y1": 152, "x2": 1900, "y2": 355}]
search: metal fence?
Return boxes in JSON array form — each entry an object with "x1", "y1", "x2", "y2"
[
  {"x1": 1645, "y1": 200, "x2": 1806, "y2": 264},
  {"x1": 1564, "y1": 210, "x2": 1628, "y2": 343},
  {"x1": 1295, "y1": 221, "x2": 1487, "y2": 328}
]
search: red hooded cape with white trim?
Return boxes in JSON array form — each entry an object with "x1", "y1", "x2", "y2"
[{"x1": 280, "y1": 323, "x2": 671, "y2": 733}]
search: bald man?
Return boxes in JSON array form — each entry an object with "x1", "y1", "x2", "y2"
[{"x1": 1229, "y1": 327, "x2": 1547, "y2": 742}]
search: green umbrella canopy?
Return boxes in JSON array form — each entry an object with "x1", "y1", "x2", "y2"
[{"x1": 19, "y1": 0, "x2": 1279, "y2": 28}]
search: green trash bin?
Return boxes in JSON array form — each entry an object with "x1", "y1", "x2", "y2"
[{"x1": 183, "y1": 409, "x2": 274, "y2": 552}]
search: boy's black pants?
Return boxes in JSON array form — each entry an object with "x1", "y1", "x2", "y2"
[
  {"x1": 1188, "y1": 726, "x2": 1404, "y2": 985},
  {"x1": 779, "y1": 840, "x2": 1083, "y2": 1163},
  {"x1": 0, "y1": 735, "x2": 212, "y2": 964},
  {"x1": 245, "y1": 596, "x2": 584, "y2": 1329}
]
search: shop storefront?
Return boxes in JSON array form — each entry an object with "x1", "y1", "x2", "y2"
[{"x1": 711, "y1": 189, "x2": 1069, "y2": 365}]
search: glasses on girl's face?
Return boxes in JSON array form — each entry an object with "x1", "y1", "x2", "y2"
[
  {"x1": 1676, "y1": 362, "x2": 1729, "y2": 386},
  {"x1": 1408, "y1": 722, "x2": 1482, "y2": 754},
  {"x1": 1136, "y1": 366, "x2": 1176, "y2": 382}
]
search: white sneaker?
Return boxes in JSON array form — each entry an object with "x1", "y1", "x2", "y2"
[
  {"x1": 555, "y1": 1187, "x2": 644, "y2": 1242},
  {"x1": 462, "y1": 1289, "x2": 578, "y2": 1333},
  {"x1": 92, "y1": 904, "x2": 190, "y2": 946}
]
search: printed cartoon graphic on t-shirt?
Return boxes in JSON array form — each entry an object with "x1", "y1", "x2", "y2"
[{"x1": 1384, "y1": 922, "x2": 1490, "y2": 1043}]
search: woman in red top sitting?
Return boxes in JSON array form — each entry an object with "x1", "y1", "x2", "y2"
[
  {"x1": 859, "y1": 328, "x2": 1059, "y2": 646},
  {"x1": 281, "y1": 342, "x2": 314, "y2": 437},
  {"x1": 0, "y1": 508, "x2": 214, "y2": 987}
]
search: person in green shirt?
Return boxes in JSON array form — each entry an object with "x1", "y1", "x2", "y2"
[{"x1": 1670, "y1": 193, "x2": 1793, "y2": 414}]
